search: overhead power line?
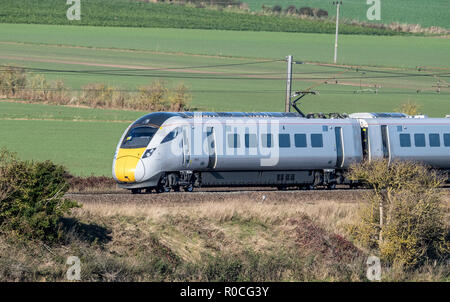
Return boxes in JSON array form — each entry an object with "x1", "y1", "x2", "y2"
[{"x1": 9, "y1": 86, "x2": 450, "y2": 96}]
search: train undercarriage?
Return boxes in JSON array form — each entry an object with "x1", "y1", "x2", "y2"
[{"x1": 130, "y1": 169, "x2": 356, "y2": 194}]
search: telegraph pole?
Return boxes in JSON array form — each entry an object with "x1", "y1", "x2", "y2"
[
  {"x1": 285, "y1": 55, "x2": 293, "y2": 112},
  {"x1": 333, "y1": 1, "x2": 342, "y2": 64}
]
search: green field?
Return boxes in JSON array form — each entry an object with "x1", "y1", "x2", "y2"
[
  {"x1": 247, "y1": 0, "x2": 450, "y2": 29},
  {"x1": 0, "y1": 118, "x2": 128, "y2": 176},
  {"x1": 0, "y1": 0, "x2": 399, "y2": 35},
  {"x1": 0, "y1": 102, "x2": 146, "y2": 176},
  {"x1": 1, "y1": 0, "x2": 448, "y2": 32},
  {"x1": 0, "y1": 101, "x2": 143, "y2": 122},
  {"x1": 1, "y1": 24, "x2": 448, "y2": 68},
  {"x1": 0, "y1": 23, "x2": 449, "y2": 176}
]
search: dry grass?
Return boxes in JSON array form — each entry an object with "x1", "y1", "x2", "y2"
[
  {"x1": 71, "y1": 198, "x2": 359, "y2": 265},
  {"x1": 1, "y1": 188, "x2": 448, "y2": 281},
  {"x1": 77, "y1": 198, "x2": 358, "y2": 235}
]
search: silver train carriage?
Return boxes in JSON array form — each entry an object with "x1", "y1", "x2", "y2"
[{"x1": 113, "y1": 112, "x2": 450, "y2": 193}]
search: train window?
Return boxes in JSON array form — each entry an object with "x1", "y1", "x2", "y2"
[
  {"x1": 261, "y1": 134, "x2": 273, "y2": 148},
  {"x1": 414, "y1": 134, "x2": 426, "y2": 147},
  {"x1": 429, "y1": 134, "x2": 440, "y2": 147},
  {"x1": 279, "y1": 134, "x2": 291, "y2": 148},
  {"x1": 227, "y1": 133, "x2": 240, "y2": 148},
  {"x1": 444, "y1": 134, "x2": 450, "y2": 147},
  {"x1": 294, "y1": 134, "x2": 307, "y2": 148},
  {"x1": 381, "y1": 125, "x2": 389, "y2": 159},
  {"x1": 399, "y1": 134, "x2": 411, "y2": 147},
  {"x1": 311, "y1": 134, "x2": 323, "y2": 148},
  {"x1": 121, "y1": 126, "x2": 158, "y2": 149},
  {"x1": 322, "y1": 125, "x2": 328, "y2": 132},
  {"x1": 245, "y1": 134, "x2": 257, "y2": 148},
  {"x1": 397, "y1": 126, "x2": 403, "y2": 132},
  {"x1": 161, "y1": 128, "x2": 179, "y2": 144}
]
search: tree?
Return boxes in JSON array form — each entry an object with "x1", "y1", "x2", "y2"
[
  {"x1": 347, "y1": 160, "x2": 449, "y2": 268},
  {"x1": 285, "y1": 5, "x2": 297, "y2": 15},
  {"x1": 271, "y1": 5, "x2": 282, "y2": 13},
  {"x1": 395, "y1": 100, "x2": 422, "y2": 116}
]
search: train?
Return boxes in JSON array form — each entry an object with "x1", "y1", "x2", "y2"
[{"x1": 112, "y1": 111, "x2": 450, "y2": 193}]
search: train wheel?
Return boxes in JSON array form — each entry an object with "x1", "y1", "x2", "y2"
[
  {"x1": 158, "y1": 186, "x2": 170, "y2": 193},
  {"x1": 145, "y1": 188, "x2": 153, "y2": 194},
  {"x1": 131, "y1": 188, "x2": 141, "y2": 194},
  {"x1": 308, "y1": 185, "x2": 315, "y2": 190},
  {"x1": 173, "y1": 186, "x2": 181, "y2": 192},
  {"x1": 184, "y1": 185, "x2": 194, "y2": 192},
  {"x1": 327, "y1": 183, "x2": 336, "y2": 190}
]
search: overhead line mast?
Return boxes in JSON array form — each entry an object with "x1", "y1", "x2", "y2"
[
  {"x1": 285, "y1": 55, "x2": 293, "y2": 112},
  {"x1": 333, "y1": 1, "x2": 342, "y2": 64}
]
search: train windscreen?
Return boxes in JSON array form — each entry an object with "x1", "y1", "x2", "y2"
[{"x1": 121, "y1": 127, "x2": 158, "y2": 149}]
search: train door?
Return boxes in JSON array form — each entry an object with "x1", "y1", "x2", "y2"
[
  {"x1": 361, "y1": 127, "x2": 369, "y2": 160},
  {"x1": 335, "y1": 127, "x2": 344, "y2": 168},
  {"x1": 206, "y1": 127, "x2": 217, "y2": 169},
  {"x1": 182, "y1": 126, "x2": 191, "y2": 168},
  {"x1": 380, "y1": 125, "x2": 390, "y2": 161}
]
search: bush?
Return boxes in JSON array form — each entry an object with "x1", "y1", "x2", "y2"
[
  {"x1": 298, "y1": 7, "x2": 314, "y2": 17},
  {"x1": 0, "y1": 149, "x2": 80, "y2": 242},
  {"x1": 380, "y1": 189, "x2": 449, "y2": 268},
  {"x1": 347, "y1": 160, "x2": 449, "y2": 268},
  {"x1": 0, "y1": 66, "x2": 191, "y2": 112},
  {"x1": 0, "y1": 66, "x2": 26, "y2": 96},
  {"x1": 271, "y1": 5, "x2": 282, "y2": 14},
  {"x1": 396, "y1": 101, "x2": 422, "y2": 116},
  {"x1": 316, "y1": 9, "x2": 328, "y2": 18},
  {"x1": 132, "y1": 81, "x2": 169, "y2": 111},
  {"x1": 168, "y1": 83, "x2": 190, "y2": 111},
  {"x1": 80, "y1": 83, "x2": 116, "y2": 108},
  {"x1": 284, "y1": 5, "x2": 297, "y2": 15}
]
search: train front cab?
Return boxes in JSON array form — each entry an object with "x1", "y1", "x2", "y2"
[
  {"x1": 114, "y1": 126, "x2": 158, "y2": 183},
  {"x1": 113, "y1": 112, "x2": 181, "y2": 185}
]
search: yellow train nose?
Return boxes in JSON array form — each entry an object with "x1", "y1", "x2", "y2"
[{"x1": 114, "y1": 148, "x2": 146, "y2": 182}]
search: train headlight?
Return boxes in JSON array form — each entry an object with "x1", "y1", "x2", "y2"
[{"x1": 142, "y1": 148, "x2": 156, "y2": 159}]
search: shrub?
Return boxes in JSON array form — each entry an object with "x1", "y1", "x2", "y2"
[
  {"x1": 271, "y1": 5, "x2": 282, "y2": 14},
  {"x1": 28, "y1": 74, "x2": 51, "y2": 101},
  {"x1": 1, "y1": 66, "x2": 191, "y2": 111},
  {"x1": 380, "y1": 189, "x2": 449, "y2": 268},
  {"x1": 0, "y1": 66, "x2": 26, "y2": 96},
  {"x1": 48, "y1": 80, "x2": 71, "y2": 105},
  {"x1": 347, "y1": 160, "x2": 449, "y2": 268},
  {"x1": 396, "y1": 101, "x2": 422, "y2": 116},
  {"x1": 316, "y1": 9, "x2": 328, "y2": 18},
  {"x1": 298, "y1": 7, "x2": 314, "y2": 17},
  {"x1": 0, "y1": 149, "x2": 80, "y2": 242},
  {"x1": 80, "y1": 83, "x2": 116, "y2": 108},
  {"x1": 168, "y1": 83, "x2": 190, "y2": 111},
  {"x1": 284, "y1": 5, "x2": 297, "y2": 15},
  {"x1": 132, "y1": 80, "x2": 169, "y2": 111}
]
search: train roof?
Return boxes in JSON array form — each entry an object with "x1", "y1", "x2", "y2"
[
  {"x1": 349, "y1": 112, "x2": 409, "y2": 119},
  {"x1": 131, "y1": 112, "x2": 450, "y2": 129},
  {"x1": 178, "y1": 112, "x2": 302, "y2": 118},
  {"x1": 132, "y1": 112, "x2": 304, "y2": 127}
]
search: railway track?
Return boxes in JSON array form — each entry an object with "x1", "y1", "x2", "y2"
[
  {"x1": 65, "y1": 188, "x2": 376, "y2": 205},
  {"x1": 65, "y1": 186, "x2": 450, "y2": 204}
]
